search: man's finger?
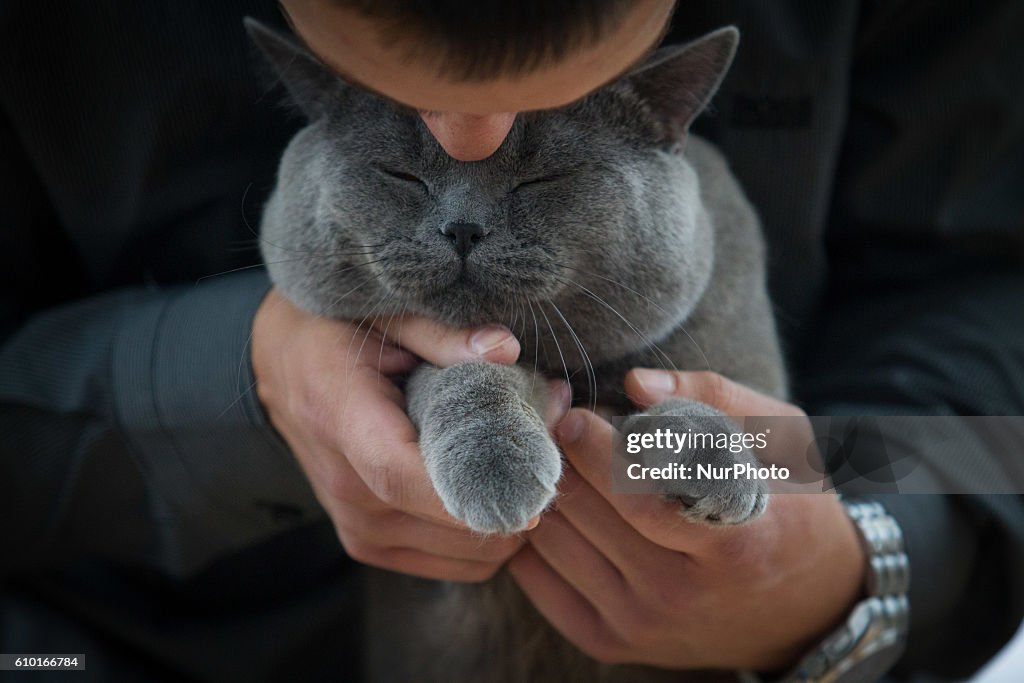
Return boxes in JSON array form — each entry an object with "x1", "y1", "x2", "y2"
[
  {"x1": 553, "y1": 467, "x2": 666, "y2": 581},
  {"x1": 625, "y1": 369, "x2": 824, "y2": 480},
  {"x1": 350, "y1": 544, "x2": 503, "y2": 583},
  {"x1": 374, "y1": 315, "x2": 520, "y2": 367},
  {"x1": 625, "y1": 369, "x2": 802, "y2": 417},
  {"x1": 313, "y1": 437, "x2": 468, "y2": 530},
  {"x1": 336, "y1": 506, "x2": 523, "y2": 563},
  {"x1": 544, "y1": 380, "x2": 572, "y2": 429},
  {"x1": 508, "y1": 546, "x2": 627, "y2": 663},
  {"x1": 555, "y1": 408, "x2": 741, "y2": 553},
  {"x1": 335, "y1": 368, "x2": 463, "y2": 526},
  {"x1": 341, "y1": 326, "x2": 419, "y2": 375},
  {"x1": 526, "y1": 510, "x2": 628, "y2": 618}
]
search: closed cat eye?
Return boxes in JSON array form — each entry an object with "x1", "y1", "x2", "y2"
[
  {"x1": 512, "y1": 174, "x2": 569, "y2": 192},
  {"x1": 378, "y1": 167, "x2": 427, "y2": 185}
]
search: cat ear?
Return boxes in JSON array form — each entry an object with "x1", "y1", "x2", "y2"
[
  {"x1": 244, "y1": 17, "x2": 340, "y2": 120},
  {"x1": 624, "y1": 26, "x2": 738, "y2": 148}
]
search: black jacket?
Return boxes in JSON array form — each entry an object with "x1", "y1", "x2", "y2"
[{"x1": 1, "y1": 1, "x2": 1021, "y2": 681}]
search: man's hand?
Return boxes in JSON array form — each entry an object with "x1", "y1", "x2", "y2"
[
  {"x1": 509, "y1": 370, "x2": 866, "y2": 672},
  {"x1": 252, "y1": 288, "x2": 566, "y2": 582}
]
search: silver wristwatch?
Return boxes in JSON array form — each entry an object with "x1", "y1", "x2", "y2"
[{"x1": 742, "y1": 499, "x2": 910, "y2": 683}]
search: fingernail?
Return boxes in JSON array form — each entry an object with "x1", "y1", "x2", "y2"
[
  {"x1": 633, "y1": 368, "x2": 676, "y2": 399},
  {"x1": 551, "y1": 380, "x2": 572, "y2": 417},
  {"x1": 526, "y1": 516, "x2": 540, "y2": 530},
  {"x1": 557, "y1": 411, "x2": 585, "y2": 444},
  {"x1": 470, "y1": 326, "x2": 515, "y2": 356}
]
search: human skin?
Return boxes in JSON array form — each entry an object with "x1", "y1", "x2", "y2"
[
  {"x1": 252, "y1": 0, "x2": 866, "y2": 671},
  {"x1": 279, "y1": 0, "x2": 675, "y2": 160},
  {"x1": 510, "y1": 371, "x2": 864, "y2": 670}
]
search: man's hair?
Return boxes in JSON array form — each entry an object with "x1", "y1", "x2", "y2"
[{"x1": 332, "y1": 0, "x2": 637, "y2": 82}]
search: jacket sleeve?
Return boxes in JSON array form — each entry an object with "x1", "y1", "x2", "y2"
[
  {"x1": 796, "y1": 1, "x2": 1024, "y2": 677},
  {"x1": 799, "y1": 269, "x2": 1024, "y2": 680},
  {"x1": 0, "y1": 105, "x2": 322, "y2": 581}
]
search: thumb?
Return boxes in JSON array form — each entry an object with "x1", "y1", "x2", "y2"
[{"x1": 625, "y1": 369, "x2": 800, "y2": 418}]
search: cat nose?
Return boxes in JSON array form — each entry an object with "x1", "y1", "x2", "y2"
[{"x1": 441, "y1": 222, "x2": 485, "y2": 257}]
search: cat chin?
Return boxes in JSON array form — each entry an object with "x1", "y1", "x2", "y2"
[
  {"x1": 388, "y1": 277, "x2": 559, "y2": 330},
  {"x1": 410, "y1": 299, "x2": 512, "y2": 329}
]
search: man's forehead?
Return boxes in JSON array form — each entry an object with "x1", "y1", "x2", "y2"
[{"x1": 277, "y1": 0, "x2": 674, "y2": 115}]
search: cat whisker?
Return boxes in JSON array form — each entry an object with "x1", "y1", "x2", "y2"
[
  {"x1": 526, "y1": 300, "x2": 541, "y2": 401},
  {"x1": 664, "y1": 324, "x2": 708, "y2": 372},
  {"x1": 505, "y1": 296, "x2": 517, "y2": 335},
  {"x1": 357, "y1": 297, "x2": 397, "y2": 387},
  {"x1": 229, "y1": 240, "x2": 390, "y2": 257},
  {"x1": 196, "y1": 250, "x2": 387, "y2": 286},
  {"x1": 390, "y1": 301, "x2": 413, "y2": 382},
  {"x1": 226, "y1": 241, "x2": 263, "y2": 253},
  {"x1": 394, "y1": 301, "x2": 410, "y2": 367},
  {"x1": 332, "y1": 256, "x2": 390, "y2": 278},
  {"x1": 375, "y1": 300, "x2": 402, "y2": 384},
  {"x1": 321, "y1": 274, "x2": 377, "y2": 319},
  {"x1": 215, "y1": 378, "x2": 259, "y2": 423},
  {"x1": 346, "y1": 290, "x2": 393, "y2": 374},
  {"x1": 196, "y1": 261, "x2": 263, "y2": 284},
  {"x1": 554, "y1": 275, "x2": 700, "y2": 374},
  {"x1": 239, "y1": 183, "x2": 313, "y2": 257},
  {"x1": 558, "y1": 274, "x2": 679, "y2": 372},
  {"x1": 517, "y1": 301, "x2": 529, "y2": 347},
  {"x1": 530, "y1": 300, "x2": 554, "y2": 375},
  {"x1": 332, "y1": 291, "x2": 393, "y2": 424},
  {"x1": 554, "y1": 262, "x2": 670, "y2": 316},
  {"x1": 537, "y1": 302, "x2": 572, "y2": 397},
  {"x1": 195, "y1": 258, "x2": 304, "y2": 284},
  {"x1": 219, "y1": 286, "x2": 298, "y2": 422},
  {"x1": 239, "y1": 182, "x2": 259, "y2": 237},
  {"x1": 547, "y1": 300, "x2": 598, "y2": 412},
  {"x1": 241, "y1": 181, "x2": 390, "y2": 258},
  {"x1": 319, "y1": 280, "x2": 381, "y2": 373}
]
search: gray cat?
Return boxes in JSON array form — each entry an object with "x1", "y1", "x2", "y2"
[{"x1": 247, "y1": 18, "x2": 786, "y2": 683}]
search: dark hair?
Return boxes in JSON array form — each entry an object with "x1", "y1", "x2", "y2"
[{"x1": 331, "y1": 0, "x2": 638, "y2": 82}]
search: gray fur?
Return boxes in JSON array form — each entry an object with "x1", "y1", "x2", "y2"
[
  {"x1": 407, "y1": 362, "x2": 559, "y2": 533},
  {"x1": 620, "y1": 400, "x2": 768, "y2": 523},
  {"x1": 249, "y1": 18, "x2": 785, "y2": 682}
]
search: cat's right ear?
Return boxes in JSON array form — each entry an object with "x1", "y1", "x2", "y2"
[{"x1": 244, "y1": 17, "x2": 340, "y2": 120}]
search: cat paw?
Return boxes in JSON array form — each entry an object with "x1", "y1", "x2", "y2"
[
  {"x1": 670, "y1": 479, "x2": 767, "y2": 525},
  {"x1": 422, "y1": 406, "x2": 562, "y2": 535},
  {"x1": 621, "y1": 400, "x2": 769, "y2": 526}
]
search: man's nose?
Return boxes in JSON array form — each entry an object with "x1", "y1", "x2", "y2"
[{"x1": 420, "y1": 112, "x2": 517, "y2": 161}]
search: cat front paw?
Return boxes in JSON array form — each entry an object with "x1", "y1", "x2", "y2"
[
  {"x1": 421, "y1": 402, "x2": 561, "y2": 535},
  {"x1": 621, "y1": 400, "x2": 768, "y2": 525},
  {"x1": 672, "y1": 473, "x2": 767, "y2": 525}
]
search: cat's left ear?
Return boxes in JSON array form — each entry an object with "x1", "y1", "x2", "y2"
[
  {"x1": 244, "y1": 17, "x2": 341, "y2": 120},
  {"x1": 624, "y1": 26, "x2": 738, "y2": 149}
]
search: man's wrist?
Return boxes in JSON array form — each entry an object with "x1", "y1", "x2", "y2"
[{"x1": 743, "y1": 498, "x2": 910, "y2": 683}]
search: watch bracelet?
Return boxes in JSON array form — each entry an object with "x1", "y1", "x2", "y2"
[
  {"x1": 843, "y1": 500, "x2": 910, "y2": 598},
  {"x1": 739, "y1": 498, "x2": 910, "y2": 683}
]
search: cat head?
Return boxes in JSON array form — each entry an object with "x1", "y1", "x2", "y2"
[{"x1": 247, "y1": 18, "x2": 737, "y2": 364}]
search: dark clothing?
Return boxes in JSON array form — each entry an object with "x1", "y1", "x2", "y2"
[
  {"x1": 674, "y1": 2, "x2": 1024, "y2": 678},
  {"x1": 1, "y1": 1, "x2": 1021, "y2": 681}
]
